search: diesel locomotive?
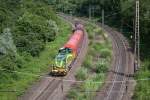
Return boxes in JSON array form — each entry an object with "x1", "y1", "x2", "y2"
[{"x1": 51, "y1": 22, "x2": 84, "y2": 76}]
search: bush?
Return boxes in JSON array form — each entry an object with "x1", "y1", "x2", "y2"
[
  {"x1": 67, "y1": 89, "x2": 78, "y2": 99},
  {"x1": 86, "y1": 24, "x2": 95, "y2": 40},
  {"x1": 33, "y1": 4, "x2": 59, "y2": 24},
  {"x1": 92, "y1": 73, "x2": 104, "y2": 82},
  {"x1": 132, "y1": 60, "x2": 150, "y2": 100},
  {"x1": 94, "y1": 62, "x2": 108, "y2": 73},
  {"x1": 0, "y1": 28, "x2": 17, "y2": 55},
  {"x1": 88, "y1": 33, "x2": 94, "y2": 39},
  {"x1": 83, "y1": 80, "x2": 96, "y2": 91},
  {"x1": 75, "y1": 68, "x2": 88, "y2": 80},
  {"x1": 0, "y1": 54, "x2": 17, "y2": 71},
  {"x1": 15, "y1": 11, "x2": 56, "y2": 41},
  {"x1": 100, "y1": 48, "x2": 111, "y2": 58},
  {"x1": 14, "y1": 34, "x2": 45, "y2": 56},
  {"x1": 89, "y1": 47, "x2": 97, "y2": 56},
  {"x1": 27, "y1": 39, "x2": 44, "y2": 56},
  {"x1": 13, "y1": 11, "x2": 58, "y2": 56},
  {"x1": 83, "y1": 55, "x2": 92, "y2": 69},
  {"x1": 94, "y1": 28, "x2": 103, "y2": 35},
  {"x1": 92, "y1": 43, "x2": 102, "y2": 51}
]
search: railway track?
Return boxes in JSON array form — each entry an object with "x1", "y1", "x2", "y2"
[
  {"x1": 20, "y1": 14, "x2": 133, "y2": 100},
  {"x1": 20, "y1": 15, "x2": 89, "y2": 100},
  {"x1": 104, "y1": 25, "x2": 127, "y2": 100},
  {"x1": 34, "y1": 79, "x2": 61, "y2": 100},
  {"x1": 74, "y1": 16, "x2": 134, "y2": 99},
  {"x1": 95, "y1": 24, "x2": 134, "y2": 100},
  {"x1": 58, "y1": 15, "x2": 133, "y2": 100}
]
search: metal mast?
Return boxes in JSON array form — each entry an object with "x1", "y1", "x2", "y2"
[
  {"x1": 102, "y1": 0, "x2": 104, "y2": 28},
  {"x1": 89, "y1": 5, "x2": 92, "y2": 20},
  {"x1": 134, "y1": 0, "x2": 140, "y2": 71},
  {"x1": 102, "y1": 9, "x2": 104, "y2": 27}
]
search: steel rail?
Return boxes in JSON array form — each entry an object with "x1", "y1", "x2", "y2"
[
  {"x1": 75, "y1": 17, "x2": 130, "y2": 100},
  {"x1": 21, "y1": 14, "x2": 89, "y2": 100},
  {"x1": 102, "y1": 25, "x2": 129, "y2": 100},
  {"x1": 104, "y1": 28, "x2": 122, "y2": 100}
]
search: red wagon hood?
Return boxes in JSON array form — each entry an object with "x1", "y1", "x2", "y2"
[{"x1": 64, "y1": 30, "x2": 84, "y2": 55}]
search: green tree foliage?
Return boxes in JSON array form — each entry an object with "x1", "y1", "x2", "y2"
[
  {"x1": 0, "y1": 29, "x2": 22, "y2": 82},
  {"x1": 0, "y1": 0, "x2": 21, "y2": 33},
  {"x1": 14, "y1": 11, "x2": 58, "y2": 56},
  {"x1": 0, "y1": 28, "x2": 17, "y2": 55},
  {"x1": 139, "y1": 0, "x2": 150, "y2": 58},
  {"x1": 0, "y1": 0, "x2": 59, "y2": 56},
  {"x1": 0, "y1": 0, "x2": 59, "y2": 83},
  {"x1": 0, "y1": 28, "x2": 22, "y2": 71}
]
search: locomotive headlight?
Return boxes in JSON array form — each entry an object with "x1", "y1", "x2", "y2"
[{"x1": 52, "y1": 70, "x2": 58, "y2": 72}]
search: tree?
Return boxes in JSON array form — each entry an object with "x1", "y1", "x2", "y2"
[{"x1": 0, "y1": 28, "x2": 17, "y2": 55}]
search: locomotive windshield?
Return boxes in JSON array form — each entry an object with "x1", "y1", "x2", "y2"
[{"x1": 58, "y1": 48, "x2": 72, "y2": 54}]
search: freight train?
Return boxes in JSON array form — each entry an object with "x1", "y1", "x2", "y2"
[{"x1": 51, "y1": 22, "x2": 84, "y2": 76}]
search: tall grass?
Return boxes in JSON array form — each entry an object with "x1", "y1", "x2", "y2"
[
  {"x1": 132, "y1": 59, "x2": 150, "y2": 100},
  {"x1": 99, "y1": 48, "x2": 112, "y2": 58},
  {"x1": 83, "y1": 55, "x2": 92, "y2": 69},
  {"x1": 75, "y1": 68, "x2": 88, "y2": 81}
]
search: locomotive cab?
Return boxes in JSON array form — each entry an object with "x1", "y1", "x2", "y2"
[{"x1": 51, "y1": 47, "x2": 74, "y2": 76}]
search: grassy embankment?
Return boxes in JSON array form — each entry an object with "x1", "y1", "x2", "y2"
[
  {"x1": 67, "y1": 20, "x2": 112, "y2": 100},
  {"x1": 132, "y1": 59, "x2": 150, "y2": 100},
  {"x1": 0, "y1": 18, "x2": 71, "y2": 100}
]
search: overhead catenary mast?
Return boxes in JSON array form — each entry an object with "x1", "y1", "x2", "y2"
[
  {"x1": 89, "y1": 5, "x2": 92, "y2": 20},
  {"x1": 101, "y1": 0, "x2": 104, "y2": 28},
  {"x1": 102, "y1": 9, "x2": 104, "y2": 28},
  {"x1": 134, "y1": 0, "x2": 140, "y2": 71}
]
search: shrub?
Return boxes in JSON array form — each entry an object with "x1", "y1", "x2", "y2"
[
  {"x1": 14, "y1": 33, "x2": 45, "y2": 56},
  {"x1": 0, "y1": 28, "x2": 17, "y2": 55},
  {"x1": 132, "y1": 60, "x2": 150, "y2": 100},
  {"x1": 13, "y1": 11, "x2": 58, "y2": 56},
  {"x1": 15, "y1": 11, "x2": 57, "y2": 42},
  {"x1": 94, "y1": 28, "x2": 103, "y2": 35},
  {"x1": 89, "y1": 47, "x2": 97, "y2": 56},
  {"x1": 75, "y1": 68, "x2": 88, "y2": 80},
  {"x1": 27, "y1": 39, "x2": 44, "y2": 56},
  {"x1": 0, "y1": 54, "x2": 17, "y2": 71},
  {"x1": 100, "y1": 48, "x2": 111, "y2": 58},
  {"x1": 83, "y1": 80, "x2": 96, "y2": 91},
  {"x1": 67, "y1": 89, "x2": 78, "y2": 99},
  {"x1": 92, "y1": 73, "x2": 104, "y2": 82},
  {"x1": 83, "y1": 55, "x2": 92, "y2": 69},
  {"x1": 94, "y1": 62, "x2": 108, "y2": 73},
  {"x1": 86, "y1": 24, "x2": 95, "y2": 40},
  {"x1": 91, "y1": 43, "x2": 102, "y2": 51}
]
